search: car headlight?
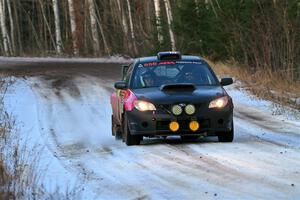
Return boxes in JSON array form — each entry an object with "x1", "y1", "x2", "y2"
[
  {"x1": 209, "y1": 96, "x2": 229, "y2": 109},
  {"x1": 134, "y1": 100, "x2": 156, "y2": 111}
]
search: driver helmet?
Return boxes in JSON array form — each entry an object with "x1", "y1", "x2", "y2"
[
  {"x1": 141, "y1": 71, "x2": 155, "y2": 87},
  {"x1": 181, "y1": 66, "x2": 196, "y2": 81}
]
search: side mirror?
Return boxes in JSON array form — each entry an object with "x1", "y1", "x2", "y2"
[
  {"x1": 122, "y1": 65, "x2": 129, "y2": 78},
  {"x1": 114, "y1": 81, "x2": 128, "y2": 90},
  {"x1": 220, "y1": 77, "x2": 233, "y2": 86}
]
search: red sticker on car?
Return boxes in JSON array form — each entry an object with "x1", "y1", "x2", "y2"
[
  {"x1": 143, "y1": 61, "x2": 175, "y2": 67},
  {"x1": 143, "y1": 62, "x2": 158, "y2": 67}
]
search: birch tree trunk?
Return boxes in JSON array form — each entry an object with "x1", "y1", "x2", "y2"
[
  {"x1": 52, "y1": 0, "x2": 63, "y2": 54},
  {"x1": 126, "y1": 0, "x2": 138, "y2": 55},
  {"x1": 115, "y1": 0, "x2": 129, "y2": 53},
  {"x1": 38, "y1": 0, "x2": 55, "y2": 52},
  {"x1": 94, "y1": 6, "x2": 110, "y2": 55},
  {"x1": 88, "y1": 0, "x2": 100, "y2": 55},
  {"x1": 0, "y1": 0, "x2": 11, "y2": 55},
  {"x1": 6, "y1": 0, "x2": 15, "y2": 55},
  {"x1": 144, "y1": 1, "x2": 154, "y2": 35},
  {"x1": 12, "y1": 0, "x2": 22, "y2": 55},
  {"x1": 67, "y1": 0, "x2": 79, "y2": 55},
  {"x1": 116, "y1": 0, "x2": 128, "y2": 35},
  {"x1": 163, "y1": 0, "x2": 176, "y2": 51},
  {"x1": 153, "y1": 0, "x2": 164, "y2": 45}
]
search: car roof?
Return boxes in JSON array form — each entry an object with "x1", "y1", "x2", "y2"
[{"x1": 137, "y1": 55, "x2": 204, "y2": 63}]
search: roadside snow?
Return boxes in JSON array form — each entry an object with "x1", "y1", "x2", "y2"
[
  {"x1": 226, "y1": 82, "x2": 300, "y2": 122},
  {"x1": 3, "y1": 78, "x2": 94, "y2": 199}
]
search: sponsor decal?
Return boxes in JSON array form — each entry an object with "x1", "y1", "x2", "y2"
[
  {"x1": 159, "y1": 61, "x2": 176, "y2": 65},
  {"x1": 143, "y1": 61, "x2": 175, "y2": 67},
  {"x1": 143, "y1": 62, "x2": 158, "y2": 67},
  {"x1": 176, "y1": 61, "x2": 203, "y2": 64},
  {"x1": 143, "y1": 61, "x2": 202, "y2": 67}
]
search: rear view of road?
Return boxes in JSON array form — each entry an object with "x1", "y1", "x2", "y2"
[{"x1": 2, "y1": 58, "x2": 300, "y2": 199}]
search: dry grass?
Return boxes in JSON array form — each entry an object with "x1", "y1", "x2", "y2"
[
  {"x1": 0, "y1": 155, "x2": 12, "y2": 200},
  {"x1": 207, "y1": 59, "x2": 300, "y2": 110},
  {"x1": 0, "y1": 77, "x2": 81, "y2": 199}
]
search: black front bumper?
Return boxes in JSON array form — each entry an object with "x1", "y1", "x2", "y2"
[{"x1": 126, "y1": 105, "x2": 233, "y2": 136}]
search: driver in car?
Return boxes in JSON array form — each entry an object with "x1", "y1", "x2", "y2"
[
  {"x1": 179, "y1": 66, "x2": 208, "y2": 84},
  {"x1": 179, "y1": 69, "x2": 198, "y2": 83},
  {"x1": 141, "y1": 71, "x2": 155, "y2": 87},
  {"x1": 183, "y1": 72, "x2": 197, "y2": 82}
]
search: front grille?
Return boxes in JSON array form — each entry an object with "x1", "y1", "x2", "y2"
[{"x1": 155, "y1": 104, "x2": 172, "y2": 114}]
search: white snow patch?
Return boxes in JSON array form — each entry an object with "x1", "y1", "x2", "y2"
[{"x1": 225, "y1": 82, "x2": 300, "y2": 122}]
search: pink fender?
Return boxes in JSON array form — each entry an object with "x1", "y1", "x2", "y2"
[{"x1": 124, "y1": 89, "x2": 137, "y2": 111}]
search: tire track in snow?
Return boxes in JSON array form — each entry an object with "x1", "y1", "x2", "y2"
[{"x1": 162, "y1": 143, "x2": 299, "y2": 196}]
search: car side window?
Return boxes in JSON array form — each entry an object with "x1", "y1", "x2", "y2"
[{"x1": 124, "y1": 63, "x2": 134, "y2": 83}]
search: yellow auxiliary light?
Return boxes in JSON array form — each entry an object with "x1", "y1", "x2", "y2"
[
  {"x1": 185, "y1": 104, "x2": 196, "y2": 115},
  {"x1": 169, "y1": 121, "x2": 180, "y2": 132},
  {"x1": 189, "y1": 121, "x2": 200, "y2": 132},
  {"x1": 171, "y1": 105, "x2": 183, "y2": 116}
]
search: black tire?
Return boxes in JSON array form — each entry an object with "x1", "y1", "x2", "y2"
[
  {"x1": 123, "y1": 114, "x2": 141, "y2": 146},
  {"x1": 111, "y1": 115, "x2": 122, "y2": 140},
  {"x1": 115, "y1": 128, "x2": 122, "y2": 140},
  {"x1": 111, "y1": 115, "x2": 116, "y2": 136},
  {"x1": 218, "y1": 122, "x2": 234, "y2": 142}
]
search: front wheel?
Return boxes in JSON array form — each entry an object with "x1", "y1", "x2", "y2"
[
  {"x1": 112, "y1": 115, "x2": 122, "y2": 140},
  {"x1": 111, "y1": 115, "x2": 116, "y2": 136},
  {"x1": 218, "y1": 122, "x2": 234, "y2": 142},
  {"x1": 123, "y1": 114, "x2": 142, "y2": 146}
]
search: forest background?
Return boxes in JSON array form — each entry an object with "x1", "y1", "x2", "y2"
[{"x1": 0, "y1": 0, "x2": 299, "y2": 82}]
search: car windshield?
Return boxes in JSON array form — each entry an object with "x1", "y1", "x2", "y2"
[{"x1": 131, "y1": 61, "x2": 218, "y2": 89}]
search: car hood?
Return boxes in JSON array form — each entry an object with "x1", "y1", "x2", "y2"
[{"x1": 132, "y1": 86, "x2": 225, "y2": 104}]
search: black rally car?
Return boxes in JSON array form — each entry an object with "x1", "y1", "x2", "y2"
[{"x1": 110, "y1": 52, "x2": 234, "y2": 145}]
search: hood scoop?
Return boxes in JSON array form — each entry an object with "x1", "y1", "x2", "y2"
[{"x1": 160, "y1": 83, "x2": 196, "y2": 93}]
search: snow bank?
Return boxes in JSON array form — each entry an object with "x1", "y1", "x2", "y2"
[
  {"x1": 3, "y1": 78, "x2": 94, "y2": 199},
  {"x1": 226, "y1": 82, "x2": 300, "y2": 122}
]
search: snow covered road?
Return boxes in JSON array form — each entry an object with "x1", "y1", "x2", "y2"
[{"x1": 3, "y1": 60, "x2": 300, "y2": 199}]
